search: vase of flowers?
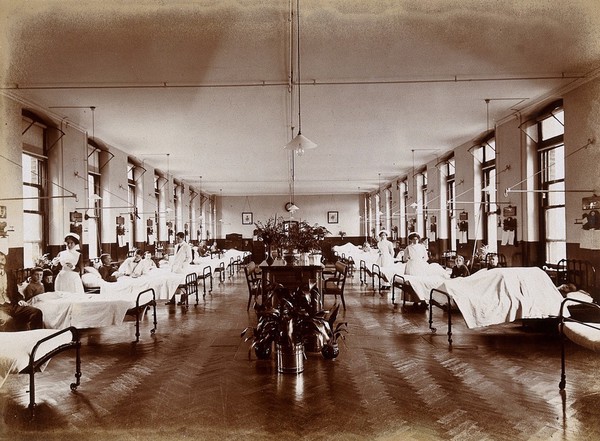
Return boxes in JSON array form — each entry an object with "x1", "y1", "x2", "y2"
[{"x1": 254, "y1": 216, "x2": 285, "y2": 265}]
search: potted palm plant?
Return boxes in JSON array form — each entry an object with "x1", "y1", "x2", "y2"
[{"x1": 241, "y1": 284, "x2": 331, "y2": 373}]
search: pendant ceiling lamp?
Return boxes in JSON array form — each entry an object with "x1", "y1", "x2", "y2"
[{"x1": 284, "y1": 0, "x2": 316, "y2": 155}]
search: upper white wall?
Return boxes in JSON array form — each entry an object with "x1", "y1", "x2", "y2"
[{"x1": 218, "y1": 194, "x2": 361, "y2": 239}]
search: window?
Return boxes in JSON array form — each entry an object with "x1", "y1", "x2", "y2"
[
  {"x1": 384, "y1": 188, "x2": 392, "y2": 235},
  {"x1": 154, "y1": 174, "x2": 161, "y2": 240},
  {"x1": 399, "y1": 180, "x2": 408, "y2": 240},
  {"x1": 538, "y1": 106, "x2": 565, "y2": 263},
  {"x1": 22, "y1": 117, "x2": 47, "y2": 267},
  {"x1": 86, "y1": 144, "x2": 101, "y2": 259},
  {"x1": 22, "y1": 153, "x2": 46, "y2": 267},
  {"x1": 445, "y1": 158, "x2": 457, "y2": 250},
  {"x1": 417, "y1": 171, "x2": 427, "y2": 237},
  {"x1": 127, "y1": 161, "x2": 136, "y2": 249},
  {"x1": 479, "y1": 137, "x2": 497, "y2": 252}
]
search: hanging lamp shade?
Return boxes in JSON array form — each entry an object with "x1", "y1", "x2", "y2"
[{"x1": 284, "y1": 132, "x2": 317, "y2": 153}]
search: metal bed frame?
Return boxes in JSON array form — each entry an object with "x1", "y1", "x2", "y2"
[
  {"x1": 126, "y1": 288, "x2": 157, "y2": 343},
  {"x1": 19, "y1": 326, "x2": 82, "y2": 419},
  {"x1": 558, "y1": 297, "x2": 600, "y2": 390}
]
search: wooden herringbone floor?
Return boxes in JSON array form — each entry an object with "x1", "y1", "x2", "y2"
[{"x1": 1, "y1": 268, "x2": 599, "y2": 441}]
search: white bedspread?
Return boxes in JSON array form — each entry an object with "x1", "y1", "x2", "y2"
[
  {"x1": 332, "y1": 243, "x2": 379, "y2": 267},
  {"x1": 29, "y1": 291, "x2": 133, "y2": 329},
  {"x1": 0, "y1": 329, "x2": 73, "y2": 388},
  {"x1": 100, "y1": 268, "x2": 185, "y2": 300},
  {"x1": 401, "y1": 274, "x2": 450, "y2": 301},
  {"x1": 438, "y1": 267, "x2": 564, "y2": 329}
]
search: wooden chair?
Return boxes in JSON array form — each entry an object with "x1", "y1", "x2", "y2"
[
  {"x1": 323, "y1": 261, "x2": 348, "y2": 310},
  {"x1": 244, "y1": 261, "x2": 262, "y2": 310}
]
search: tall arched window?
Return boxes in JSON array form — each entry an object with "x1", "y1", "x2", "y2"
[
  {"x1": 398, "y1": 179, "x2": 408, "y2": 241},
  {"x1": 416, "y1": 170, "x2": 427, "y2": 237},
  {"x1": 445, "y1": 158, "x2": 457, "y2": 250},
  {"x1": 126, "y1": 161, "x2": 137, "y2": 250},
  {"x1": 22, "y1": 115, "x2": 48, "y2": 267},
  {"x1": 537, "y1": 103, "x2": 565, "y2": 263},
  {"x1": 86, "y1": 143, "x2": 102, "y2": 259}
]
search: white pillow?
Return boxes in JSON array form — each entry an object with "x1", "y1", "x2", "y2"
[
  {"x1": 81, "y1": 272, "x2": 102, "y2": 289},
  {"x1": 84, "y1": 266, "x2": 102, "y2": 277}
]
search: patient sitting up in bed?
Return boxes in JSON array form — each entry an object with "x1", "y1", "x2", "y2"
[
  {"x1": 42, "y1": 269, "x2": 54, "y2": 292},
  {"x1": 0, "y1": 251, "x2": 43, "y2": 331},
  {"x1": 99, "y1": 253, "x2": 122, "y2": 282},
  {"x1": 118, "y1": 249, "x2": 145, "y2": 278},
  {"x1": 23, "y1": 267, "x2": 46, "y2": 300},
  {"x1": 450, "y1": 256, "x2": 470, "y2": 279}
]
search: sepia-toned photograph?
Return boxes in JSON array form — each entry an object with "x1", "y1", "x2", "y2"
[{"x1": 1, "y1": 1, "x2": 599, "y2": 440}]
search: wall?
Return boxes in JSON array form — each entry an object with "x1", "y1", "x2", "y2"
[
  {"x1": 564, "y1": 77, "x2": 600, "y2": 265},
  {"x1": 218, "y1": 194, "x2": 361, "y2": 239}
]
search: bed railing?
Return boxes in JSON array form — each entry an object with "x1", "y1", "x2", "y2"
[
  {"x1": 24, "y1": 326, "x2": 81, "y2": 419},
  {"x1": 558, "y1": 297, "x2": 600, "y2": 390}
]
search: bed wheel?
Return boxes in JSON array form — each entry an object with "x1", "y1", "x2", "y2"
[
  {"x1": 151, "y1": 329, "x2": 156, "y2": 335},
  {"x1": 431, "y1": 327, "x2": 437, "y2": 334},
  {"x1": 70, "y1": 383, "x2": 78, "y2": 391}
]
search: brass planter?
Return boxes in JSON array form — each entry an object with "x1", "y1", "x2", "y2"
[{"x1": 276, "y1": 343, "x2": 305, "y2": 374}]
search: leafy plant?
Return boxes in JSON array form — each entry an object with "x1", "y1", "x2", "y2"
[
  {"x1": 254, "y1": 216, "x2": 285, "y2": 247},
  {"x1": 323, "y1": 303, "x2": 348, "y2": 346},
  {"x1": 241, "y1": 284, "x2": 332, "y2": 359}
]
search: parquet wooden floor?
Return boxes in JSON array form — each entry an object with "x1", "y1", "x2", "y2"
[{"x1": 1, "y1": 269, "x2": 599, "y2": 441}]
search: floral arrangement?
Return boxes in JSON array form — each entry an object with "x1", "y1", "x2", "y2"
[
  {"x1": 254, "y1": 216, "x2": 285, "y2": 246},
  {"x1": 338, "y1": 230, "x2": 346, "y2": 238},
  {"x1": 282, "y1": 221, "x2": 331, "y2": 253},
  {"x1": 474, "y1": 244, "x2": 490, "y2": 262},
  {"x1": 34, "y1": 253, "x2": 52, "y2": 269},
  {"x1": 254, "y1": 217, "x2": 330, "y2": 253}
]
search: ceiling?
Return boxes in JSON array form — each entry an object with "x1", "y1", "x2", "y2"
[{"x1": 2, "y1": 0, "x2": 600, "y2": 196}]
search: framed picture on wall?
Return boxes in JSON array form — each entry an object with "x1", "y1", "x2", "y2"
[
  {"x1": 242, "y1": 212, "x2": 253, "y2": 225},
  {"x1": 327, "y1": 211, "x2": 339, "y2": 224}
]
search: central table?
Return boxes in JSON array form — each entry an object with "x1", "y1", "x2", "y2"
[{"x1": 259, "y1": 259, "x2": 324, "y2": 306}]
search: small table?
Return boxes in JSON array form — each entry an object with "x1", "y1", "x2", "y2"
[{"x1": 259, "y1": 259, "x2": 324, "y2": 307}]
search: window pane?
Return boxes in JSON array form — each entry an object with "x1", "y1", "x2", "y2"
[
  {"x1": 541, "y1": 110, "x2": 564, "y2": 140},
  {"x1": 543, "y1": 145, "x2": 565, "y2": 182},
  {"x1": 545, "y1": 207, "x2": 566, "y2": 241},
  {"x1": 546, "y1": 241, "x2": 566, "y2": 265},
  {"x1": 546, "y1": 181, "x2": 565, "y2": 206},
  {"x1": 22, "y1": 154, "x2": 41, "y2": 184},
  {"x1": 24, "y1": 212, "x2": 42, "y2": 240},
  {"x1": 484, "y1": 139, "x2": 496, "y2": 162},
  {"x1": 23, "y1": 185, "x2": 40, "y2": 211}
]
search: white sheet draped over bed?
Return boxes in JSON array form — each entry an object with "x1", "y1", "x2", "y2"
[
  {"x1": 29, "y1": 291, "x2": 133, "y2": 329},
  {"x1": 332, "y1": 243, "x2": 379, "y2": 268},
  {"x1": 0, "y1": 329, "x2": 73, "y2": 388},
  {"x1": 438, "y1": 267, "x2": 564, "y2": 329}
]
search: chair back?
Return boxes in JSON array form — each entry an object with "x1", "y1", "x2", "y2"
[
  {"x1": 244, "y1": 261, "x2": 259, "y2": 285},
  {"x1": 333, "y1": 261, "x2": 348, "y2": 290}
]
